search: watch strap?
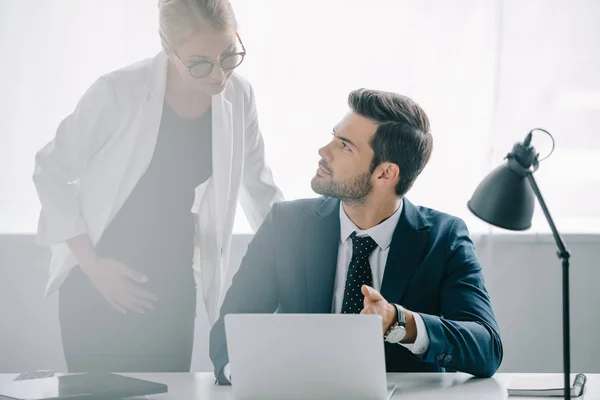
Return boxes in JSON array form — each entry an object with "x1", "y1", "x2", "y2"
[
  {"x1": 395, "y1": 304, "x2": 407, "y2": 327},
  {"x1": 384, "y1": 304, "x2": 404, "y2": 339}
]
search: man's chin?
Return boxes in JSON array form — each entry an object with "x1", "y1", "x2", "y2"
[
  {"x1": 310, "y1": 176, "x2": 325, "y2": 195},
  {"x1": 311, "y1": 177, "x2": 335, "y2": 198}
]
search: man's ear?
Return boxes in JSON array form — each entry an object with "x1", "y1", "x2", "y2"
[{"x1": 375, "y1": 162, "x2": 400, "y2": 186}]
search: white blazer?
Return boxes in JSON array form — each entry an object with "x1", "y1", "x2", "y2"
[{"x1": 33, "y1": 51, "x2": 283, "y2": 325}]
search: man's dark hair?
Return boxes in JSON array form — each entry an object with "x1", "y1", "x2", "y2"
[{"x1": 348, "y1": 88, "x2": 433, "y2": 196}]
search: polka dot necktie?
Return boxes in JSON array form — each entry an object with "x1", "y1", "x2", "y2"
[{"x1": 341, "y1": 233, "x2": 379, "y2": 314}]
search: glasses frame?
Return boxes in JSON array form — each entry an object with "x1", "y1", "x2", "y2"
[{"x1": 173, "y1": 32, "x2": 247, "y2": 79}]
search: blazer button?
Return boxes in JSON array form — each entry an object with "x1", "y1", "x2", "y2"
[
  {"x1": 436, "y1": 353, "x2": 446, "y2": 362},
  {"x1": 444, "y1": 354, "x2": 453, "y2": 364}
]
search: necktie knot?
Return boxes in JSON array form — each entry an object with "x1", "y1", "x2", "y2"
[{"x1": 350, "y1": 232, "x2": 378, "y2": 258}]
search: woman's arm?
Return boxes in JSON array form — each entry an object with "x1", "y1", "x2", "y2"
[
  {"x1": 238, "y1": 83, "x2": 284, "y2": 231},
  {"x1": 33, "y1": 76, "x2": 118, "y2": 246}
]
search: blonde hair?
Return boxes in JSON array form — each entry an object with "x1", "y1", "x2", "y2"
[{"x1": 158, "y1": 0, "x2": 238, "y2": 52}]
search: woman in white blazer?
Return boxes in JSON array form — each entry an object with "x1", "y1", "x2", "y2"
[{"x1": 32, "y1": 0, "x2": 283, "y2": 372}]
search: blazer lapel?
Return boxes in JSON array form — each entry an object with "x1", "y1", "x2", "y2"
[
  {"x1": 107, "y1": 52, "x2": 167, "y2": 229},
  {"x1": 211, "y1": 92, "x2": 233, "y2": 249},
  {"x1": 380, "y1": 198, "x2": 431, "y2": 305},
  {"x1": 304, "y1": 197, "x2": 341, "y2": 313}
]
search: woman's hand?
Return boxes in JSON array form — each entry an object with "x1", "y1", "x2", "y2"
[{"x1": 80, "y1": 257, "x2": 158, "y2": 315}]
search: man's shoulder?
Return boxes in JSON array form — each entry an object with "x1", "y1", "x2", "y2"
[
  {"x1": 262, "y1": 197, "x2": 337, "y2": 246},
  {"x1": 416, "y1": 204, "x2": 460, "y2": 223},
  {"x1": 409, "y1": 201, "x2": 468, "y2": 236},
  {"x1": 405, "y1": 201, "x2": 474, "y2": 257},
  {"x1": 274, "y1": 196, "x2": 335, "y2": 217}
]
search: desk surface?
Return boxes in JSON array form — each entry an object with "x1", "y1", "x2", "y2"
[{"x1": 0, "y1": 373, "x2": 596, "y2": 399}]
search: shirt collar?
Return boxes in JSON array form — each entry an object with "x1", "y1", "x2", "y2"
[{"x1": 339, "y1": 198, "x2": 404, "y2": 250}]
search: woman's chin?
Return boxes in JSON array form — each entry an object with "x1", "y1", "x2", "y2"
[{"x1": 202, "y1": 82, "x2": 227, "y2": 95}]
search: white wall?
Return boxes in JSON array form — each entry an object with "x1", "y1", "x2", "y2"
[{"x1": 1, "y1": 233, "x2": 598, "y2": 373}]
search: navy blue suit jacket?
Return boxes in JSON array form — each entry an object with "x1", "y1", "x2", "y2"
[{"x1": 210, "y1": 197, "x2": 503, "y2": 379}]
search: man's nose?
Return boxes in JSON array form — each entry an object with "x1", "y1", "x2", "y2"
[{"x1": 318, "y1": 143, "x2": 332, "y2": 162}]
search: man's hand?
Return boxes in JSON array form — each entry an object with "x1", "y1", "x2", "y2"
[{"x1": 360, "y1": 285, "x2": 397, "y2": 334}]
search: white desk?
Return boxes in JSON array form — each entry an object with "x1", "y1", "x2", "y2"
[{"x1": 0, "y1": 373, "x2": 596, "y2": 399}]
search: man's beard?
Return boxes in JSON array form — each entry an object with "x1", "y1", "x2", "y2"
[{"x1": 311, "y1": 172, "x2": 373, "y2": 205}]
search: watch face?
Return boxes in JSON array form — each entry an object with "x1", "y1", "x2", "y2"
[{"x1": 386, "y1": 325, "x2": 407, "y2": 343}]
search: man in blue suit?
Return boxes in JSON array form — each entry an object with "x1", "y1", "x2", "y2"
[{"x1": 210, "y1": 89, "x2": 503, "y2": 383}]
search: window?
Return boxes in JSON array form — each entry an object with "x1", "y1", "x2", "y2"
[{"x1": 1, "y1": 0, "x2": 598, "y2": 235}]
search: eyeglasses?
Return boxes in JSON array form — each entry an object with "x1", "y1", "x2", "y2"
[{"x1": 173, "y1": 32, "x2": 246, "y2": 79}]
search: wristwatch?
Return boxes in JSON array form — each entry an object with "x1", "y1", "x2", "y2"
[{"x1": 384, "y1": 304, "x2": 407, "y2": 343}]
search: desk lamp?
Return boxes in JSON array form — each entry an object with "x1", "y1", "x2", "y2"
[{"x1": 468, "y1": 129, "x2": 572, "y2": 399}]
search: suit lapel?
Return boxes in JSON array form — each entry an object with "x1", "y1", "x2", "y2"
[
  {"x1": 380, "y1": 198, "x2": 431, "y2": 305},
  {"x1": 304, "y1": 197, "x2": 341, "y2": 313}
]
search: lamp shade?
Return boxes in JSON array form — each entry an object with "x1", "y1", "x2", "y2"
[{"x1": 467, "y1": 163, "x2": 535, "y2": 231}]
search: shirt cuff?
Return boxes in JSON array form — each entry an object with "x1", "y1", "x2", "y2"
[
  {"x1": 223, "y1": 363, "x2": 232, "y2": 382},
  {"x1": 399, "y1": 312, "x2": 430, "y2": 355}
]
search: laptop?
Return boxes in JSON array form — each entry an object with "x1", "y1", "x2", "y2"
[
  {"x1": 225, "y1": 314, "x2": 396, "y2": 400},
  {"x1": 0, "y1": 372, "x2": 167, "y2": 400}
]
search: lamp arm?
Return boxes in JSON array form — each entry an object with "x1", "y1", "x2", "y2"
[
  {"x1": 525, "y1": 173, "x2": 570, "y2": 259},
  {"x1": 526, "y1": 172, "x2": 572, "y2": 400}
]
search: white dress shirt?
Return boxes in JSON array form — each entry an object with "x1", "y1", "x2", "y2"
[{"x1": 334, "y1": 199, "x2": 430, "y2": 355}]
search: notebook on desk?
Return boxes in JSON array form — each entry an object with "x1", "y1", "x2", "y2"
[{"x1": 508, "y1": 373, "x2": 587, "y2": 397}]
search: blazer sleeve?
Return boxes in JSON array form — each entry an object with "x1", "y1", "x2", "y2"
[
  {"x1": 209, "y1": 202, "x2": 281, "y2": 382},
  {"x1": 416, "y1": 219, "x2": 503, "y2": 377},
  {"x1": 238, "y1": 83, "x2": 284, "y2": 231},
  {"x1": 33, "y1": 76, "x2": 119, "y2": 246}
]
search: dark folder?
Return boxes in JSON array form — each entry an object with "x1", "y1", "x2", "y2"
[{"x1": 0, "y1": 372, "x2": 167, "y2": 400}]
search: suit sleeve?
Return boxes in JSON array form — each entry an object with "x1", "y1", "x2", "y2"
[
  {"x1": 415, "y1": 219, "x2": 503, "y2": 377},
  {"x1": 238, "y1": 83, "x2": 284, "y2": 231},
  {"x1": 209, "y1": 202, "x2": 281, "y2": 382}
]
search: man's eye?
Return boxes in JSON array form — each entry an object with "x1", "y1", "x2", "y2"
[{"x1": 342, "y1": 142, "x2": 350, "y2": 150}]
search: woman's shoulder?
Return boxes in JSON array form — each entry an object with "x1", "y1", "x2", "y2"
[
  {"x1": 225, "y1": 73, "x2": 254, "y2": 99},
  {"x1": 92, "y1": 52, "x2": 166, "y2": 105},
  {"x1": 228, "y1": 72, "x2": 251, "y2": 91},
  {"x1": 225, "y1": 73, "x2": 261, "y2": 115},
  {"x1": 101, "y1": 56, "x2": 155, "y2": 90}
]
